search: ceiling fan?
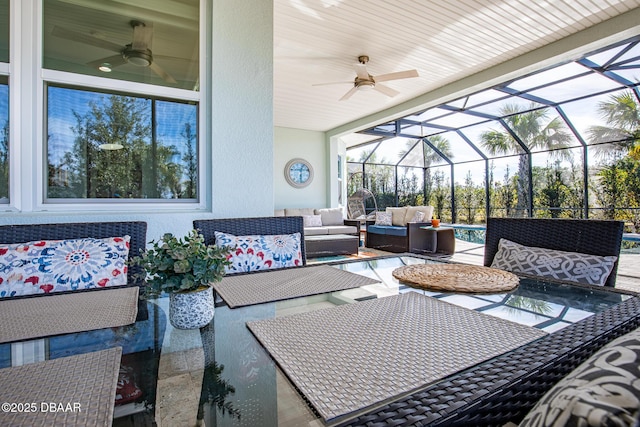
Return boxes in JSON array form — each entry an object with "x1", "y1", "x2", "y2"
[
  {"x1": 314, "y1": 55, "x2": 419, "y2": 101},
  {"x1": 52, "y1": 20, "x2": 177, "y2": 84}
]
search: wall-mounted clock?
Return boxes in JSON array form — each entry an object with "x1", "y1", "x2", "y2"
[{"x1": 285, "y1": 158, "x2": 313, "y2": 188}]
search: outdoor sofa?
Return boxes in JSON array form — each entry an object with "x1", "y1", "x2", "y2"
[
  {"x1": 274, "y1": 207, "x2": 359, "y2": 236},
  {"x1": 365, "y1": 205, "x2": 434, "y2": 253},
  {"x1": 275, "y1": 208, "x2": 360, "y2": 257}
]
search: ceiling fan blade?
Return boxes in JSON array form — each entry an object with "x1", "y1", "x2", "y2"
[
  {"x1": 149, "y1": 61, "x2": 177, "y2": 83},
  {"x1": 374, "y1": 69, "x2": 419, "y2": 82},
  {"x1": 52, "y1": 26, "x2": 123, "y2": 53},
  {"x1": 132, "y1": 22, "x2": 153, "y2": 50},
  {"x1": 354, "y1": 64, "x2": 369, "y2": 80},
  {"x1": 339, "y1": 86, "x2": 359, "y2": 101},
  {"x1": 312, "y1": 80, "x2": 353, "y2": 86},
  {"x1": 86, "y1": 54, "x2": 127, "y2": 70},
  {"x1": 374, "y1": 83, "x2": 400, "y2": 97}
]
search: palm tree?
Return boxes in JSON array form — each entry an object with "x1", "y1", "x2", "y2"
[
  {"x1": 588, "y1": 90, "x2": 640, "y2": 160},
  {"x1": 587, "y1": 91, "x2": 640, "y2": 226},
  {"x1": 481, "y1": 103, "x2": 572, "y2": 217}
]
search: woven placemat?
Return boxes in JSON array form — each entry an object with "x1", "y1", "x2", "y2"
[
  {"x1": 214, "y1": 265, "x2": 380, "y2": 308},
  {"x1": 247, "y1": 292, "x2": 547, "y2": 422},
  {"x1": 392, "y1": 263, "x2": 519, "y2": 293},
  {"x1": 0, "y1": 287, "x2": 139, "y2": 344},
  {"x1": 0, "y1": 347, "x2": 122, "y2": 426}
]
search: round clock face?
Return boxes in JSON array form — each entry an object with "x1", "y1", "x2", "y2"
[
  {"x1": 285, "y1": 158, "x2": 314, "y2": 188},
  {"x1": 289, "y1": 162, "x2": 310, "y2": 183}
]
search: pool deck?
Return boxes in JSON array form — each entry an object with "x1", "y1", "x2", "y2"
[{"x1": 449, "y1": 239, "x2": 640, "y2": 293}]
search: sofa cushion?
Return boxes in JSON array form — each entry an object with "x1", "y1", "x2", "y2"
[
  {"x1": 491, "y1": 238, "x2": 617, "y2": 286},
  {"x1": 302, "y1": 214, "x2": 323, "y2": 227},
  {"x1": 385, "y1": 226, "x2": 408, "y2": 237},
  {"x1": 368, "y1": 225, "x2": 407, "y2": 237},
  {"x1": 285, "y1": 208, "x2": 315, "y2": 217},
  {"x1": 405, "y1": 206, "x2": 433, "y2": 224},
  {"x1": 0, "y1": 236, "x2": 130, "y2": 297},
  {"x1": 315, "y1": 208, "x2": 344, "y2": 226},
  {"x1": 304, "y1": 227, "x2": 329, "y2": 236},
  {"x1": 386, "y1": 207, "x2": 408, "y2": 226},
  {"x1": 408, "y1": 211, "x2": 425, "y2": 223},
  {"x1": 519, "y1": 326, "x2": 640, "y2": 427},
  {"x1": 325, "y1": 225, "x2": 358, "y2": 235},
  {"x1": 375, "y1": 211, "x2": 392, "y2": 226},
  {"x1": 214, "y1": 231, "x2": 303, "y2": 274}
]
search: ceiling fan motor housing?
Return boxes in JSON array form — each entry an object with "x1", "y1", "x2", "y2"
[
  {"x1": 122, "y1": 45, "x2": 153, "y2": 67},
  {"x1": 355, "y1": 79, "x2": 375, "y2": 90}
]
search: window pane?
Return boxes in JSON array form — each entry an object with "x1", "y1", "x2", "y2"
[
  {"x1": 425, "y1": 165, "x2": 451, "y2": 222},
  {"x1": 454, "y1": 162, "x2": 486, "y2": 225},
  {"x1": 532, "y1": 148, "x2": 585, "y2": 219},
  {"x1": 488, "y1": 156, "x2": 529, "y2": 218},
  {"x1": 43, "y1": 0, "x2": 199, "y2": 90},
  {"x1": 507, "y1": 107, "x2": 581, "y2": 152},
  {"x1": 47, "y1": 85, "x2": 197, "y2": 200},
  {"x1": 0, "y1": 75, "x2": 7, "y2": 202},
  {"x1": 0, "y1": 0, "x2": 8, "y2": 63},
  {"x1": 397, "y1": 166, "x2": 423, "y2": 206}
]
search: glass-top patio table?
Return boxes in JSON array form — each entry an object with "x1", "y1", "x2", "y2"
[{"x1": 1, "y1": 254, "x2": 639, "y2": 427}]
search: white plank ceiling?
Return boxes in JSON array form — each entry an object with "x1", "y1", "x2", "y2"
[{"x1": 273, "y1": 0, "x2": 640, "y2": 132}]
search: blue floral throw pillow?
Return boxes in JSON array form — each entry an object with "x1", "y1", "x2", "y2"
[
  {"x1": 214, "y1": 231, "x2": 303, "y2": 274},
  {"x1": 0, "y1": 236, "x2": 130, "y2": 298}
]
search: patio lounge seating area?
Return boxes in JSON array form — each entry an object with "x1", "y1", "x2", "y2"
[{"x1": 0, "y1": 215, "x2": 639, "y2": 426}]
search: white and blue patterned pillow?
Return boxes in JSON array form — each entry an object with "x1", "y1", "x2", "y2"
[
  {"x1": 214, "y1": 231, "x2": 302, "y2": 274},
  {"x1": 0, "y1": 236, "x2": 130, "y2": 298},
  {"x1": 374, "y1": 211, "x2": 393, "y2": 226},
  {"x1": 491, "y1": 238, "x2": 617, "y2": 286}
]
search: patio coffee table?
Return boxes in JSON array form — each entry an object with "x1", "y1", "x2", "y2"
[
  {"x1": 305, "y1": 234, "x2": 359, "y2": 258},
  {"x1": 1, "y1": 254, "x2": 638, "y2": 427}
]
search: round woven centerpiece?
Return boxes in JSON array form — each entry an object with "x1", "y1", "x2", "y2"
[{"x1": 392, "y1": 264, "x2": 519, "y2": 293}]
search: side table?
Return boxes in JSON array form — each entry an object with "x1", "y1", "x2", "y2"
[{"x1": 417, "y1": 226, "x2": 456, "y2": 255}]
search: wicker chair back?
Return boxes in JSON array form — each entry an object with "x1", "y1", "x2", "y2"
[
  {"x1": 0, "y1": 221, "x2": 148, "y2": 287},
  {"x1": 193, "y1": 216, "x2": 306, "y2": 265},
  {"x1": 484, "y1": 217, "x2": 624, "y2": 287}
]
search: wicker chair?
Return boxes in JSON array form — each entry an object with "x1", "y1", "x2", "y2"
[
  {"x1": 0, "y1": 221, "x2": 148, "y2": 288},
  {"x1": 193, "y1": 216, "x2": 307, "y2": 265},
  {"x1": 484, "y1": 217, "x2": 624, "y2": 287}
]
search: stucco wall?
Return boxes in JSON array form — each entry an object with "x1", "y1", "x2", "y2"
[{"x1": 274, "y1": 127, "x2": 327, "y2": 210}]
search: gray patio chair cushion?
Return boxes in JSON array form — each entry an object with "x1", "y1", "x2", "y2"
[{"x1": 491, "y1": 238, "x2": 618, "y2": 287}]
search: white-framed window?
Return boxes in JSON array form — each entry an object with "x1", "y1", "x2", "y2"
[
  {"x1": 5, "y1": 0, "x2": 205, "y2": 210},
  {"x1": 0, "y1": 0, "x2": 9, "y2": 204},
  {"x1": 46, "y1": 84, "x2": 198, "y2": 201}
]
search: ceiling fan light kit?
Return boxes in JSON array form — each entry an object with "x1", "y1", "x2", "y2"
[{"x1": 314, "y1": 55, "x2": 419, "y2": 101}]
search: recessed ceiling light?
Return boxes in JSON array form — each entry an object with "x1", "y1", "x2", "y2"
[{"x1": 98, "y1": 63, "x2": 112, "y2": 72}]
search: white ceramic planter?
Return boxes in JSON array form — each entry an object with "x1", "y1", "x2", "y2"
[{"x1": 169, "y1": 287, "x2": 215, "y2": 329}]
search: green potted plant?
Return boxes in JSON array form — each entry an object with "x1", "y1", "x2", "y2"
[{"x1": 131, "y1": 229, "x2": 231, "y2": 329}]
